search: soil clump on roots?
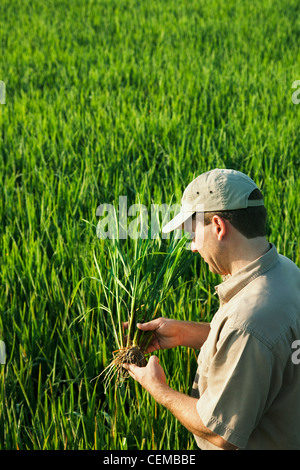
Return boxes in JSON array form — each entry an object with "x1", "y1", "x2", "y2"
[{"x1": 100, "y1": 344, "x2": 147, "y2": 390}]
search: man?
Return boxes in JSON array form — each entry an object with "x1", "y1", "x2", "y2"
[{"x1": 124, "y1": 169, "x2": 300, "y2": 450}]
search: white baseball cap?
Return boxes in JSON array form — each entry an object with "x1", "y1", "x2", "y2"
[{"x1": 162, "y1": 169, "x2": 264, "y2": 233}]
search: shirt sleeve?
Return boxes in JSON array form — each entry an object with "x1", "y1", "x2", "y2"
[{"x1": 196, "y1": 327, "x2": 275, "y2": 449}]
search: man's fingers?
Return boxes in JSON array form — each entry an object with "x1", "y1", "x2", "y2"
[
  {"x1": 136, "y1": 322, "x2": 148, "y2": 330},
  {"x1": 123, "y1": 362, "x2": 139, "y2": 380},
  {"x1": 136, "y1": 318, "x2": 161, "y2": 331},
  {"x1": 123, "y1": 321, "x2": 150, "y2": 331},
  {"x1": 122, "y1": 362, "x2": 132, "y2": 377},
  {"x1": 123, "y1": 355, "x2": 158, "y2": 377}
]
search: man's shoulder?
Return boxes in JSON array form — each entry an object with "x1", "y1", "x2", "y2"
[
  {"x1": 277, "y1": 252, "x2": 300, "y2": 277},
  {"x1": 228, "y1": 255, "x2": 300, "y2": 348}
]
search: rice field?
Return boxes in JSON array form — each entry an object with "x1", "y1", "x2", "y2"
[{"x1": 0, "y1": 0, "x2": 300, "y2": 450}]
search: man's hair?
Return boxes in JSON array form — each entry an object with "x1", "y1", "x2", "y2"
[{"x1": 193, "y1": 189, "x2": 267, "y2": 239}]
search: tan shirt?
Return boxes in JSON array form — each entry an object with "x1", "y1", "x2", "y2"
[{"x1": 192, "y1": 244, "x2": 300, "y2": 450}]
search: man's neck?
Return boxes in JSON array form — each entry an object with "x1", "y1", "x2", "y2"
[{"x1": 229, "y1": 237, "x2": 271, "y2": 275}]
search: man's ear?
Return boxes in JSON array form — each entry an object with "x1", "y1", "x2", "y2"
[{"x1": 212, "y1": 215, "x2": 227, "y2": 241}]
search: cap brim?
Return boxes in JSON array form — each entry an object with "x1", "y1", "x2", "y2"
[{"x1": 162, "y1": 211, "x2": 194, "y2": 234}]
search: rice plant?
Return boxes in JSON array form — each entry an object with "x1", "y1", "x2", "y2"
[{"x1": 93, "y1": 235, "x2": 194, "y2": 390}]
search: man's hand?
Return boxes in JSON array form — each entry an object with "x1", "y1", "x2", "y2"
[
  {"x1": 123, "y1": 317, "x2": 183, "y2": 353},
  {"x1": 123, "y1": 355, "x2": 168, "y2": 400},
  {"x1": 123, "y1": 317, "x2": 211, "y2": 352}
]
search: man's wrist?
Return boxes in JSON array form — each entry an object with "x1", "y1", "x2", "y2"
[
  {"x1": 148, "y1": 381, "x2": 173, "y2": 406},
  {"x1": 153, "y1": 383, "x2": 184, "y2": 411}
]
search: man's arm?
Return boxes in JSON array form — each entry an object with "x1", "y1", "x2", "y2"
[
  {"x1": 177, "y1": 320, "x2": 211, "y2": 349},
  {"x1": 135, "y1": 318, "x2": 211, "y2": 352},
  {"x1": 123, "y1": 355, "x2": 237, "y2": 450}
]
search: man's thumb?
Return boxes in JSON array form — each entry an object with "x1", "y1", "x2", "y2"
[
  {"x1": 137, "y1": 318, "x2": 160, "y2": 331},
  {"x1": 136, "y1": 322, "x2": 151, "y2": 330},
  {"x1": 148, "y1": 355, "x2": 159, "y2": 365}
]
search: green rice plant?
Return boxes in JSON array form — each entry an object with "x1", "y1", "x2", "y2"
[{"x1": 94, "y1": 234, "x2": 194, "y2": 390}]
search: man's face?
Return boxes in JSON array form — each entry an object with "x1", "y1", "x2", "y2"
[{"x1": 188, "y1": 214, "x2": 229, "y2": 276}]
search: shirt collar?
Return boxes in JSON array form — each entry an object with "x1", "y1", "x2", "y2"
[{"x1": 215, "y1": 243, "x2": 279, "y2": 305}]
